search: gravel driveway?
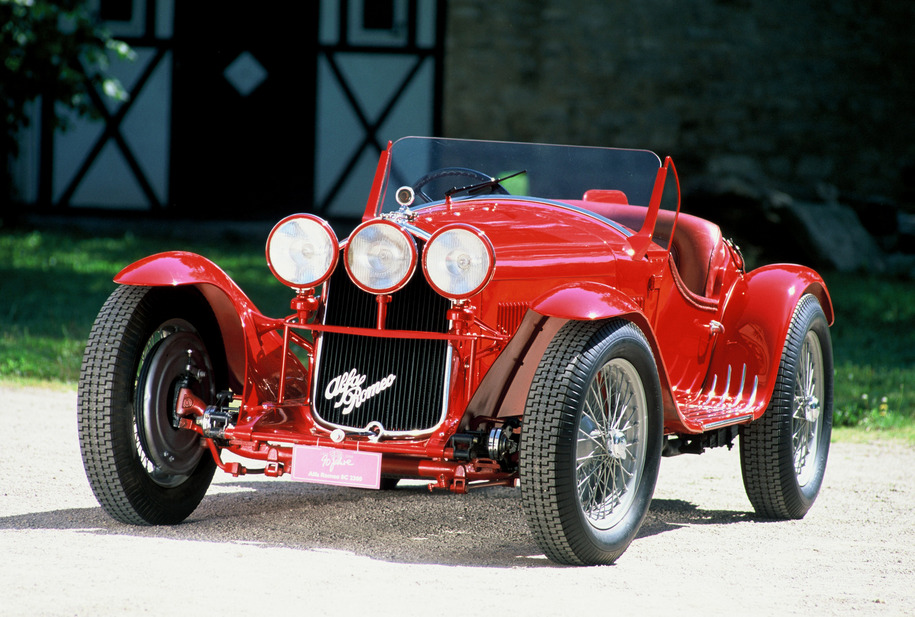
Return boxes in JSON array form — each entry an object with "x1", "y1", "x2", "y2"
[{"x1": 1, "y1": 384, "x2": 912, "y2": 616}]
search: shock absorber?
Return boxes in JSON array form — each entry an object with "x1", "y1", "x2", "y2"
[{"x1": 198, "y1": 390, "x2": 238, "y2": 441}]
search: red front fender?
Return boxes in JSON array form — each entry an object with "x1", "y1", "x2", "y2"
[
  {"x1": 115, "y1": 251, "x2": 306, "y2": 404},
  {"x1": 530, "y1": 281, "x2": 643, "y2": 321},
  {"x1": 116, "y1": 251, "x2": 255, "y2": 307},
  {"x1": 467, "y1": 282, "x2": 676, "y2": 421},
  {"x1": 530, "y1": 282, "x2": 664, "y2": 375}
]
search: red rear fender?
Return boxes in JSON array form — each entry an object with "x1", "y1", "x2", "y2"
[{"x1": 711, "y1": 265, "x2": 833, "y2": 419}]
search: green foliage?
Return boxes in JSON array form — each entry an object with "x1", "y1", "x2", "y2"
[
  {"x1": 826, "y1": 272, "x2": 915, "y2": 430},
  {"x1": 1, "y1": 0, "x2": 134, "y2": 202}
]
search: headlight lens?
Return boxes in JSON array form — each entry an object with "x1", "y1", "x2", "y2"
[
  {"x1": 423, "y1": 225, "x2": 495, "y2": 299},
  {"x1": 345, "y1": 221, "x2": 417, "y2": 294},
  {"x1": 266, "y1": 214, "x2": 338, "y2": 288}
]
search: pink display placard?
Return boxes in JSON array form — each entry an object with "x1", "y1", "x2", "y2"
[{"x1": 290, "y1": 445, "x2": 382, "y2": 489}]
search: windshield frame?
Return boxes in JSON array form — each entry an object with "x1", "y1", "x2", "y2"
[
  {"x1": 365, "y1": 137, "x2": 664, "y2": 217},
  {"x1": 362, "y1": 137, "x2": 681, "y2": 255}
]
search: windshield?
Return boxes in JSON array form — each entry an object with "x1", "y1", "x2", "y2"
[{"x1": 376, "y1": 137, "x2": 663, "y2": 214}]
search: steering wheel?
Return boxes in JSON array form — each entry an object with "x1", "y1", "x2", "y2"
[{"x1": 411, "y1": 167, "x2": 509, "y2": 203}]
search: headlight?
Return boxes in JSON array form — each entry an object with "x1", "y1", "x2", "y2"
[
  {"x1": 266, "y1": 214, "x2": 339, "y2": 288},
  {"x1": 345, "y1": 221, "x2": 417, "y2": 294},
  {"x1": 423, "y1": 224, "x2": 495, "y2": 299}
]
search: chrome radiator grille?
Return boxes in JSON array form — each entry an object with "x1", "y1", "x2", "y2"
[{"x1": 313, "y1": 262, "x2": 451, "y2": 433}]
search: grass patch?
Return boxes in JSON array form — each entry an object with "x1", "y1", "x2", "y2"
[
  {"x1": 832, "y1": 425, "x2": 915, "y2": 445},
  {"x1": 826, "y1": 271, "x2": 915, "y2": 430},
  {"x1": 0, "y1": 225, "x2": 290, "y2": 384},
  {"x1": 1, "y1": 227, "x2": 912, "y2": 431}
]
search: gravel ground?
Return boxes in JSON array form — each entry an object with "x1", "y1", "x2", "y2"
[{"x1": 1, "y1": 384, "x2": 913, "y2": 616}]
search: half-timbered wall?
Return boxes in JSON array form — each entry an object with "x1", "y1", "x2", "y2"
[{"x1": 12, "y1": 0, "x2": 445, "y2": 220}]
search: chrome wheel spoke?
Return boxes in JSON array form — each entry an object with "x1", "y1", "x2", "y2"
[
  {"x1": 791, "y1": 331, "x2": 824, "y2": 486},
  {"x1": 576, "y1": 359, "x2": 648, "y2": 530}
]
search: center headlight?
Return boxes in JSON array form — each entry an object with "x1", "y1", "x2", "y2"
[
  {"x1": 345, "y1": 221, "x2": 418, "y2": 294},
  {"x1": 266, "y1": 214, "x2": 338, "y2": 289},
  {"x1": 423, "y1": 224, "x2": 495, "y2": 299}
]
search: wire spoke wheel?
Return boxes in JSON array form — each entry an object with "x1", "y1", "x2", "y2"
[
  {"x1": 576, "y1": 359, "x2": 648, "y2": 531},
  {"x1": 521, "y1": 320, "x2": 662, "y2": 566},
  {"x1": 791, "y1": 331, "x2": 824, "y2": 487}
]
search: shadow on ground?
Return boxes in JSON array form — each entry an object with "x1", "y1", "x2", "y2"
[{"x1": 0, "y1": 481, "x2": 753, "y2": 568}]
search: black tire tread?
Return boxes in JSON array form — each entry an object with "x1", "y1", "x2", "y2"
[
  {"x1": 77, "y1": 285, "x2": 218, "y2": 525},
  {"x1": 78, "y1": 285, "x2": 153, "y2": 524},
  {"x1": 740, "y1": 294, "x2": 833, "y2": 519},
  {"x1": 521, "y1": 320, "x2": 602, "y2": 565},
  {"x1": 521, "y1": 319, "x2": 661, "y2": 565}
]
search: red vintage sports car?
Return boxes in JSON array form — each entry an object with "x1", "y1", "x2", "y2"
[{"x1": 78, "y1": 137, "x2": 834, "y2": 566}]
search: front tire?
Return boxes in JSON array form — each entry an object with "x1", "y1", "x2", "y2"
[
  {"x1": 78, "y1": 285, "x2": 225, "y2": 525},
  {"x1": 521, "y1": 320, "x2": 663, "y2": 566},
  {"x1": 740, "y1": 294, "x2": 833, "y2": 519}
]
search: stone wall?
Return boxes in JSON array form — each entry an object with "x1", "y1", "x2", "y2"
[{"x1": 443, "y1": 0, "x2": 915, "y2": 208}]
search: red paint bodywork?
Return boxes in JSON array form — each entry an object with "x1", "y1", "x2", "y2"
[{"x1": 115, "y1": 137, "x2": 832, "y2": 491}]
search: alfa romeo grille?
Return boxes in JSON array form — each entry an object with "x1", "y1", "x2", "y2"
[{"x1": 313, "y1": 259, "x2": 451, "y2": 433}]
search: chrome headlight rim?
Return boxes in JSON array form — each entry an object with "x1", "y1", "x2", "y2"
[
  {"x1": 344, "y1": 220, "x2": 418, "y2": 294},
  {"x1": 266, "y1": 214, "x2": 339, "y2": 289},
  {"x1": 422, "y1": 224, "x2": 496, "y2": 300}
]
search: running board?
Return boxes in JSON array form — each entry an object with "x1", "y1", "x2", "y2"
[{"x1": 674, "y1": 364, "x2": 764, "y2": 432}]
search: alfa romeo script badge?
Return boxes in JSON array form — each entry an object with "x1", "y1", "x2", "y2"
[{"x1": 324, "y1": 368, "x2": 396, "y2": 415}]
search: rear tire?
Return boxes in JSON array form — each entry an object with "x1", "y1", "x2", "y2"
[
  {"x1": 78, "y1": 285, "x2": 225, "y2": 525},
  {"x1": 521, "y1": 320, "x2": 663, "y2": 565},
  {"x1": 740, "y1": 294, "x2": 833, "y2": 519}
]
